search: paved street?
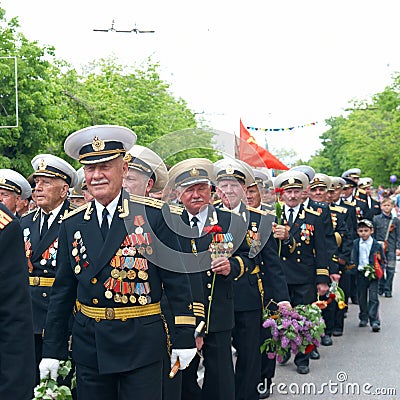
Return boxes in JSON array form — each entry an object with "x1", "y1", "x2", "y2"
[{"x1": 266, "y1": 267, "x2": 400, "y2": 400}]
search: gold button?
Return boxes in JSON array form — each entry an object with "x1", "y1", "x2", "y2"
[
  {"x1": 297, "y1": 258, "x2": 301, "y2": 263},
  {"x1": 207, "y1": 271, "x2": 211, "y2": 276},
  {"x1": 208, "y1": 296, "x2": 212, "y2": 301},
  {"x1": 297, "y1": 251, "x2": 301, "y2": 255},
  {"x1": 92, "y1": 298, "x2": 99, "y2": 305},
  {"x1": 207, "y1": 283, "x2": 211, "y2": 289},
  {"x1": 42, "y1": 292, "x2": 47, "y2": 298},
  {"x1": 43, "y1": 270, "x2": 48, "y2": 274},
  {"x1": 282, "y1": 257, "x2": 286, "y2": 261},
  {"x1": 91, "y1": 278, "x2": 98, "y2": 284},
  {"x1": 245, "y1": 267, "x2": 249, "y2": 272}
]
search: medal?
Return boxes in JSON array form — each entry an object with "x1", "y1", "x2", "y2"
[
  {"x1": 138, "y1": 270, "x2": 148, "y2": 280},
  {"x1": 146, "y1": 246, "x2": 153, "y2": 255},
  {"x1": 111, "y1": 269, "x2": 120, "y2": 279},
  {"x1": 72, "y1": 248, "x2": 78, "y2": 257},
  {"x1": 135, "y1": 226, "x2": 143, "y2": 234},
  {"x1": 138, "y1": 295, "x2": 147, "y2": 305},
  {"x1": 130, "y1": 295, "x2": 136, "y2": 304},
  {"x1": 40, "y1": 259, "x2": 47, "y2": 266},
  {"x1": 105, "y1": 290, "x2": 113, "y2": 299},
  {"x1": 114, "y1": 293, "x2": 121, "y2": 302},
  {"x1": 119, "y1": 270, "x2": 127, "y2": 279},
  {"x1": 121, "y1": 295, "x2": 128, "y2": 304},
  {"x1": 127, "y1": 270, "x2": 136, "y2": 280},
  {"x1": 75, "y1": 265, "x2": 81, "y2": 274},
  {"x1": 74, "y1": 231, "x2": 81, "y2": 240}
]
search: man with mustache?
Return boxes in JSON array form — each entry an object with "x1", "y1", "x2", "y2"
[
  {"x1": 39, "y1": 125, "x2": 196, "y2": 400},
  {"x1": 20, "y1": 154, "x2": 78, "y2": 386}
]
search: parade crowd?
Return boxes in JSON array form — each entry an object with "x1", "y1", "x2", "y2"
[{"x1": 0, "y1": 124, "x2": 398, "y2": 400}]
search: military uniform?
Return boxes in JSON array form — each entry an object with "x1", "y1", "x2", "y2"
[
  {"x1": 20, "y1": 154, "x2": 78, "y2": 385},
  {"x1": 40, "y1": 125, "x2": 196, "y2": 400},
  {"x1": 0, "y1": 204, "x2": 35, "y2": 400}
]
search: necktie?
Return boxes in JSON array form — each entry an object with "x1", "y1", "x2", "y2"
[
  {"x1": 40, "y1": 212, "x2": 51, "y2": 238},
  {"x1": 288, "y1": 208, "x2": 294, "y2": 227},
  {"x1": 191, "y1": 216, "x2": 199, "y2": 237},
  {"x1": 100, "y1": 208, "x2": 109, "y2": 240}
]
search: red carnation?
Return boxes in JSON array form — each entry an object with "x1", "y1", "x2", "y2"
[
  {"x1": 304, "y1": 344, "x2": 314, "y2": 354},
  {"x1": 203, "y1": 225, "x2": 223, "y2": 235}
]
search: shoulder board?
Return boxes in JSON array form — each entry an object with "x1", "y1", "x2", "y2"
[
  {"x1": 0, "y1": 209, "x2": 13, "y2": 230},
  {"x1": 61, "y1": 203, "x2": 91, "y2": 221},
  {"x1": 357, "y1": 188, "x2": 366, "y2": 195},
  {"x1": 129, "y1": 194, "x2": 164, "y2": 209},
  {"x1": 304, "y1": 207, "x2": 321, "y2": 216},
  {"x1": 212, "y1": 199, "x2": 222, "y2": 205},
  {"x1": 343, "y1": 200, "x2": 355, "y2": 207},
  {"x1": 218, "y1": 207, "x2": 241, "y2": 216},
  {"x1": 330, "y1": 205, "x2": 347, "y2": 213},
  {"x1": 169, "y1": 204, "x2": 184, "y2": 215},
  {"x1": 22, "y1": 208, "x2": 38, "y2": 216},
  {"x1": 246, "y1": 205, "x2": 268, "y2": 216}
]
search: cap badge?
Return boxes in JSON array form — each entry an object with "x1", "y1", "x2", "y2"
[
  {"x1": 38, "y1": 159, "x2": 47, "y2": 171},
  {"x1": 0, "y1": 177, "x2": 5, "y2": 184},
  {"x1": 226, "y1": 166, "x2": 234, "y2": 174},
  {"x1": 123, "y1": 153, "x2": 133, "y2": 162},
  {"x1": 190, "y1": 168, "x2": 199, "y2": 177},
  {"x1": 288, "y1": 177, "x2": 295, "y2": 184},
  {"x1": 92, "y1": 136, "x2": 105, "y2": 152}
]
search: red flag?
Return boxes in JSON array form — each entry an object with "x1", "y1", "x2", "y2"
[{"x1": 238, "y1": 119, "x2": 289, "y2": 170}]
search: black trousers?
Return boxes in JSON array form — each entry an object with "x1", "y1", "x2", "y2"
[
  {"x1": 76, "y1": 361, "x2": 162, "y2": 400},
  {"x1": 287, "y1": 283, "x2": 317, "y2": 367},
  {"x1": 181, "y1": 330, "x2": 234, "y2": 400},
  {"x1": 232, "y1": 310, "x2": 262, "y2": 400}
]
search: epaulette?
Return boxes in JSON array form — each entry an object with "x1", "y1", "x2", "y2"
[
  {"x1": 169, "y1": 203, "x2": 184, "y2": 215},
  {"x1": 129, "y1": 194, "x2": 164, "y2": 209},
  {"x1": 0, "y1": 209, "x2": 13, "y2": 229},
  {"x1": 357, "y1": 188, "x2": 366, "y2": 195},
  {"x1": 329, "y1": 205, "x2": 347, "y2": 213},
  {"x1": 246, "y1": 205, "x2": 268, "y2": 216},
  {"x1": 304, "y1": 207, "x2": 322, "y2": 216},
  {"x1": 344, "y1": 200, "x2": 355, "y2": 207},
  {"x1": 61, "y1": 203, "x2": 91, "y2": 221},
  {"x1": 22, "y1": 208, "x2": 38, "y2": 216},
  {"x1": 218, "y1": 207, "x2": 241, "y2": 216},
  {"x1": 212, "y1": 199, "x2": 222, "y2": 206}
]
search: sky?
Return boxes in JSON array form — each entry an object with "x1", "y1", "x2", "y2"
[{"x1": 1, "y1": 0, "x2": 400, "y2": 162}]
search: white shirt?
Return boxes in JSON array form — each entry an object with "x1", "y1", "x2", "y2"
[
  {"x1": 40, "y1": 201, "x2": 64, "y2": 232},
  {"x1": 94, "y1": 195, "x2": 120, "y2": 228},
  {"x1": 187, "y1": 207, "x2": 209, "y2": 236},
  {"x1": 284, "y1": 204, "x2": 301, "y2": 223},
  {"x1": 358, "y1": 236, "x2": 373, "y2": 270}
]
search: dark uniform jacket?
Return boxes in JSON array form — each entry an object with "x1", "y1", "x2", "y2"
[
  {"x1": 280, "y1": 203, "x2": 330, "y2": 285},
  {"x1": 233, "y1": 203, "x2": 289, "y2": 312},
  {"x1": 351, "y1": 238, "x2": 386, "y2": 271},
  {"x1": 42, "y1": 192, "x2": 195, "y2": 374},
  {"x1": 372, "y1": 213, "x2": 400, "y2": 261},
  {"x1": 170, "y1": 204, "x2": 249, "y2": 333},
  {"x1": 20, "y1": 199, "x2": 71, "y2": 334},
  {"x1": 363, "y1": 197, "x2": 381, "y2": 221},
  {"x1": 0, "y1": 204, "x2": 35, "y2": 400}
]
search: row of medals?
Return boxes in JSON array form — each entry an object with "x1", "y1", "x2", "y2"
[{"x1": 106, "y1": 245, "x2": 151, "y2": 305}]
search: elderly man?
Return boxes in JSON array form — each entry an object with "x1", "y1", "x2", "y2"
[
  {"x1": 20, "y1": 154, "x2": 77, "y2": 385},
  {"x1": 272, "y1": 170, "x2": 330, "y2": 374},
  {"x1": 39, "y1": 125, "x2": 196, "y2": 400},
  {"x1": 0, "y1": 169, "x2": 32, "y2": 217},
  {"x1": 246, "y1": 169, "x2": 275, "y2": 212},
  {"x1": 214, "y1": 159, "x2": 290, "y2": 399},
  {"x1": 168, "y1": 158, "x2": 251, "y2": 400}
]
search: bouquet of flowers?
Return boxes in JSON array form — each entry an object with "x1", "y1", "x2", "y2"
[
  {"x1": 260, "y1": 303, "x2": 326, "y2": 362},
  {"x1": 313, "y1": 282, "x2": 347, "y2": 310},
  {"x1": 360, "y1": 263, "x2": 377, "y2": 281},
  {"x1": 33, "y1": 360, "x2": 74, "y2": 400}
]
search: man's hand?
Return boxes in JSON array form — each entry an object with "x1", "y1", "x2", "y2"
[
  {"x1": 317, "y1": 283, "x2": 329, "y2": 296},
  {"x1": 272, "y1": 222, "x2": 289, "y2": 241},
  {"x1": 39, "y1": 358, "x2": 60, "y2": 380},
  {"x1": 195, "y1": 336, "x2": 204, "y2": 351},
  {"x1": 170, "y1": 348, "x2": 197, "y2": 370},
  {"x1": 211, "y1": 256, "x2": 230, "y2": 276},
  {"x1": 329, "y1": 274, "x2": 341, "y2": 283}
]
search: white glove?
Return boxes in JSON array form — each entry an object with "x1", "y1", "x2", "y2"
[
  {"x1": 170, "y1": 348, "x2": 197, "y2": 370},
  {"x1": 39, "y1": 358, "x2": 60, "y2": 380}
]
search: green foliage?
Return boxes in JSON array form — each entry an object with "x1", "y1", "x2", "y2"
[
  {"x1": 310, "y1": 76, "x2": 400, "y2": 186},
  {"x1": 1, "y1": 7, "x2": 216, "y2": 178}
]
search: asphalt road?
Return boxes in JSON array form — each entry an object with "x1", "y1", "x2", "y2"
[{"x1": 267, "y1": 268, "x2": 400, "y2": 400}]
